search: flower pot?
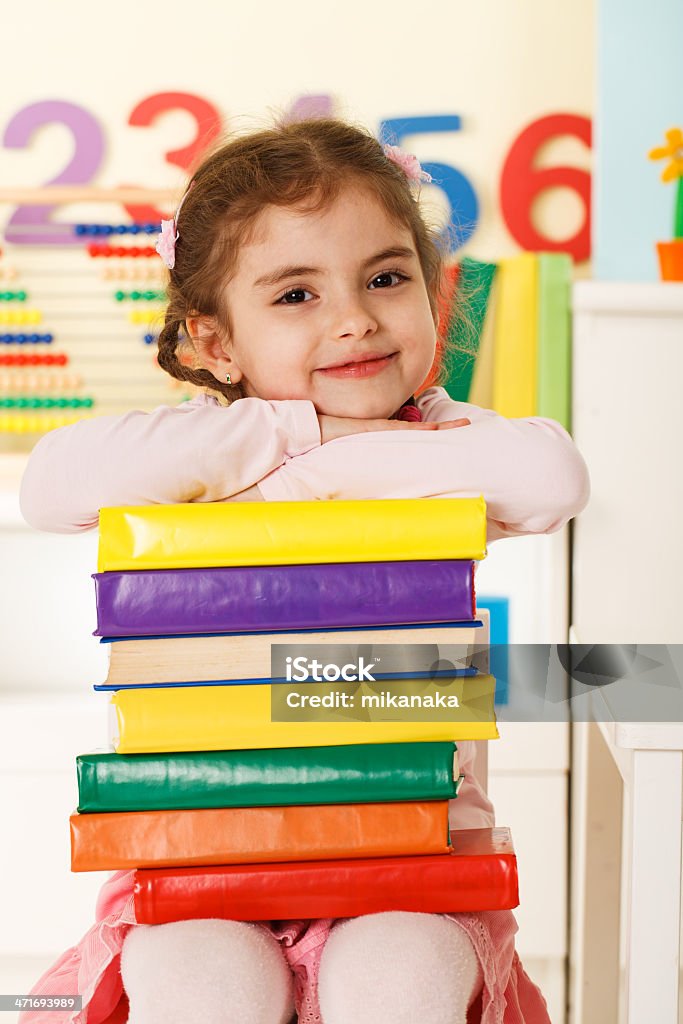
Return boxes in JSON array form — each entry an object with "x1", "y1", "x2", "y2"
[{"x1": 656, "y1": 239, "x2": 683, "y2": 281}]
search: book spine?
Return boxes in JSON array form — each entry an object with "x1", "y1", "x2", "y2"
[
  {"x1": 76, "y1": 742, "x2": 459, "y2": 813},
  {"x1": 97, "y1": 497, "x2": 487, "y2": 572},
  {"x1": 111, "y1": 676, "x2": 498, "y2": 753},
  {"x1": 134, "y1": 852, "x2": 519, "y2": 921},
  {"x1": 537, "y1": 253, "x2": 572, "y2": 431},
  {"x1": 93, "y1": 560, "x2": 476, "y2": 638},
  {"x1": 69, "y1": 801, "x2": 451, "y2": 871},
  {"x1": 492, "y1": 253, "x2": 539, "y2": 418},
  {"x1": 442, "y1": 257, "x2": 497, "y2": 403}
]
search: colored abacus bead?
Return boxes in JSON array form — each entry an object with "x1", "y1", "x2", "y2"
[
  {"x1": 86, "y1": 242, "x2": 160, "y2": 257},
  {"x1": 77, "y1": 223, "x2": 161, "y2": 237}
]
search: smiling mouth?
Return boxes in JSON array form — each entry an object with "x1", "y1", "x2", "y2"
[{"x1": 317, "y1": 352, "x2": 397, "y2": 376}]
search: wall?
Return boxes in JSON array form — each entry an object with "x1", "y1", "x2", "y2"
[
  {"x1": 595, "y1": 0, "x2": 683, "y2": 280},
  {"x1": 0, "y1": 0, "x2": 594, "y2": 263}
]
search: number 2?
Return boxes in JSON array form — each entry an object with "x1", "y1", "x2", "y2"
[{"x1": 3, "y1": 101, "x2": 105, "y2": 245}]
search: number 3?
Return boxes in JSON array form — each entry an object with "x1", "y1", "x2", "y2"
[{"x1": 122, "y1": 92, "x2": 223, "y2": 223}]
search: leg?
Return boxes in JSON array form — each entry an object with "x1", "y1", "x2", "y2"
[
  {"x1": 121, "y1": 919, "x2": 295, "y2": 1024},
  {"x1": 317, "y1": 911, "x2": 483, "y2": 1024}
]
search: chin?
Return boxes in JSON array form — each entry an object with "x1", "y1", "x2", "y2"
[{"x1": 323, "y1": 394, "x2": 400, "y2": 420}]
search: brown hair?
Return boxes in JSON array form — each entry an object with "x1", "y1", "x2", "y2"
[{"x1": 157, "y1": 116, "x2": 454, "y2": 401}]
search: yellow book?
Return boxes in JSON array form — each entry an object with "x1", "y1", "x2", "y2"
[
  {"x1": 491, "y1": 253, "x2": 538, "y2": 418},
  {"x1": 98, "y1": 497, "x2": 487, "y2": 572},
  {"x1": 111, "y1": 675, "x2": 499, "y2": 753}
]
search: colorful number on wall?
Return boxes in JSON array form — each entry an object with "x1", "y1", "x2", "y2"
[
  {"x1": 122, "y1": 92, "x2": 223, "y2": 224},
  {"x1": 0, "y1": 96, "x2": 593, "y2": 261},
  {"x1": 379, "y1": 115, "x2": 480, "y2": 250},
  {"x1": 500, "y1": 113, "x2": 592, "y2": 262},
  {"x1": 3, "y1": 101, "x2": 105, "y2": 245}
]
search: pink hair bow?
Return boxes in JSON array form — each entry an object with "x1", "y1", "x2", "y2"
[
  {"x1": 155, "y1": 219, "x2": 178, "y2": 270},
  {"x1": 155, "y1": 182, "x2": 194, "y2": 270},
  {"x1": 383, "y1": 144, "x2": 432, "y2": 184}
]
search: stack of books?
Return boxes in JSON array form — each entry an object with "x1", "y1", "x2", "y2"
[{"x1": 69, "y1": 497, "x2": 519, "y2": 920}]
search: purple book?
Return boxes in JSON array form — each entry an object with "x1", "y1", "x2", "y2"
[{"x1": 93, "y1": 560, "x2": 476, "y2": 638}]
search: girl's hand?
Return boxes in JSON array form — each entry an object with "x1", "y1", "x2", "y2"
[{"x1": 318, "y1": 415, "x2": 470, "y2": 445}]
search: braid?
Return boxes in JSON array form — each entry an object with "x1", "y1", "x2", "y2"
[
  {"x1": 156, "y1": 319, "x2": 186, "y2": 383},
  {"x1": 156, "y1": 314, "x2": 244, "y2": 401}
]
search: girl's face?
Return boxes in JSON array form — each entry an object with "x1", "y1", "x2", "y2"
[{"x1": 196, "y1": 183, "x2": 438, "y2": 419}]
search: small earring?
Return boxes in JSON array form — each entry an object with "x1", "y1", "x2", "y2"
[{"x1": 226, "y1": 373, "x2": 232, "y2": 386}]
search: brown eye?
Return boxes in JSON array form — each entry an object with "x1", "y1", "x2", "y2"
[
  {"x1": 276, "y1": 288, "x2": 313, "y2": 305},
  {"x1": 368, "y1": 271, "x2": 408, "y2": 289}
]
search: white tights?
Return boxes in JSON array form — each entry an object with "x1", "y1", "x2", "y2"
[{"x1": 121, "y1": 912, "x2": 483, "y2": 1024}]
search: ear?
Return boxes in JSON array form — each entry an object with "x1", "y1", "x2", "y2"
[{"x1": 185, "y1": 315, "x2": 244, "y2": 386}]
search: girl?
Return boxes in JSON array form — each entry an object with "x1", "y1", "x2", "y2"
[{"x1": 19, "y1": 117, "x2": 589, "y2": 1024}]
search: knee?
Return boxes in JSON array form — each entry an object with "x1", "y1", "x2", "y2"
[
  {"x1": 121, "y1": 919, "x2": 294, "y2": 1024},
  {"x1": 318, "y1": 912, "x2": 482, "y2": 1024}
]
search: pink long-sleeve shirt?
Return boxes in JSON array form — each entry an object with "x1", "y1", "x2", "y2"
[{"x1": 19, "y1": 386, "x2": 589, "y2": 541}]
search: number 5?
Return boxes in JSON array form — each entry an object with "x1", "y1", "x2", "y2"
[{"x1": 378, "y1": 116, "x2": 479, "y2": 252}]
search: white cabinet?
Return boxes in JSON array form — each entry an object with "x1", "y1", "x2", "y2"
[
  {"x1": 570, "y1": 281, "x2": 683, "y2": 1024},
  {"x1": 572, "y1": 282, "x2": 683, "y2": 644}
]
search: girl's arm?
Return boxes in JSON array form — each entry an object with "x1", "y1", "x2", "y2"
[
  {"x1": 258, "y1": 389, "x2": 590, "y2": 541},
  {"x1": 19, "y1": 395, "x2": 321, "y2": 533}
]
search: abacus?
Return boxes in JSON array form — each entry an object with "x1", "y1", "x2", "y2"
[{"x1": 0, "y1": 186, "x2": 195, "y2": 453}]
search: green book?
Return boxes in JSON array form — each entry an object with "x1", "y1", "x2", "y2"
[
  {"x1": 77, "y1": 741, "x2": 460, "y2": 812},
  {"x1": 443, "y1": 257, "x2": 497, "y2": 402},
  {"x1": 537, "y1": 253, "x2": 572, "y2": 430}
]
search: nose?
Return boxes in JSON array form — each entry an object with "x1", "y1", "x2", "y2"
[{"x1": 331, "y1": 291, "x2": 378, "y2": 341}]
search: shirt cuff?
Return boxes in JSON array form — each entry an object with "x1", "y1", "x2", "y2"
[{"x1": 280, "y1": 401, "x2": 322, "y2": 458}]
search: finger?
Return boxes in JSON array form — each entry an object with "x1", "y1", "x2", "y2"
[
  {"x1": 400, "y1": 422, "x2": 440, "y2": 429},
  {"x1": 380, "y1": 421, "x2": 439, "y2": 430},
  {"x1": 434, "y1": 418, "x2": 471, "y2": 428}
]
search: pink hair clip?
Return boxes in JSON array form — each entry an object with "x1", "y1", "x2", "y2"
[
  {"x1": 383, "y1": 144, "x2": 432, "y2": 184},
  {"x1": 155, "y1": 182, "x2": 194, "y2": 270},
  {"x1": 155, "y1": 219, "x2": 178, "y2": 270}
]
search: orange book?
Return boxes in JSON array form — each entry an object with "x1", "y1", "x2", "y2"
[{"x1": 70, "y1": 800, "x2": 451, "y2": 871}]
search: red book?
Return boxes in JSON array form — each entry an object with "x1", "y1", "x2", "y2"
[{"x1": 134, "y1": 827, "x2": 518, "y2": 922}]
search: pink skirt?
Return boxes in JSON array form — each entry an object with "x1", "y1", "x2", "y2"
[{"x1": 19, "y1": 871, "x2": 550, "y2": 1024}]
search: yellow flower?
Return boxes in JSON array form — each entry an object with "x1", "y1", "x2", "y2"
[{"x1": 649, "y1": 127, "x2": 683, "y2": 183}]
